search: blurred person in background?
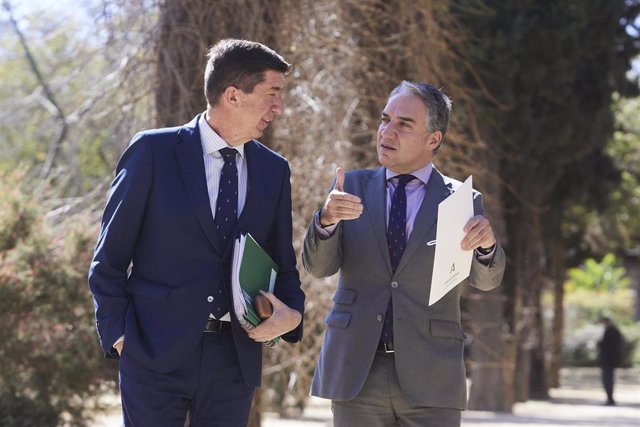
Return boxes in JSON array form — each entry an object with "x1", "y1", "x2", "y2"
[{"x1": 598, "y1": 316, "x2": 623, "y2": 406}]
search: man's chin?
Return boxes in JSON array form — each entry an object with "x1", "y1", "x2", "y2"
[
  {"x1": 251, "y1": 130, "x2": 265, "y2": 141},
  {"x1": 378, "y1": 155, "x2": 391, "y2": 168}
]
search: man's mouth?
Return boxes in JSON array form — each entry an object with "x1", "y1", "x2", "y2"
[{"x1": 380, "y1": 143, "x2": 396, "y2": 151}]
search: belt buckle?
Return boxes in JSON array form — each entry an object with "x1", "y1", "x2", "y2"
[
  {"x1": 204, "y1": 319, "x2": 221, "y2": 333},
  {"x1": 383, "y1": 342, "x2": 394, "y2": 353}
]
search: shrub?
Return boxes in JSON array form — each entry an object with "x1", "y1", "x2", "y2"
[
  {"x1": 0, "y1": 394, "x2": 58, "y2": 427},
  {"x1": 0, "y1": 171, "x2": 117, "y2": 426}
]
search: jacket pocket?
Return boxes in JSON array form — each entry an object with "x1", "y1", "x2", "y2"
[
  {"x1": 430, "y1": 319, "x2": 465, "y2": 340},
  {"x1": 125, "y1": 276, "x2": 172, "y2": 300},
  {"x1": 324, "y1": 310, "x2": 351, "y2": 328},
  {"x1": 332, "y1": 288, "x2": 357, "y2": 305}
]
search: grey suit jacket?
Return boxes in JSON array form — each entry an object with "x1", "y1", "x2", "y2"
[{"x1": 302, "y1": 167, "x2": 505, "y2": 409}]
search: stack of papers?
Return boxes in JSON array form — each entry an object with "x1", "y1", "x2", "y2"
[{"x1": 231, "y1": 233, "x2": 280, "y2": 346}]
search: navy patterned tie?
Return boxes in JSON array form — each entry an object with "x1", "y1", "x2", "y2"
[
  {"x1": 215, "y1": 147, "x2": 239, "y2": 246},
  {"x1": 211, "y1": 147, "x2": 238, "y2": 316},
  {"x1": 381, "y1": 174, "x2": 415, "y2": 345}
]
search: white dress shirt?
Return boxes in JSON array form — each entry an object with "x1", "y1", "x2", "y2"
[{"x1": 199, "y1": 113, "x2": 248, "y2": 321}]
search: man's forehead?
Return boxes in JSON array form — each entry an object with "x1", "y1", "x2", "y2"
[
  {"x1": 260, "y1": 70, "x2": 285, "y2": 89},
  {"x1": 382, "y1": 94, "x2": 427, "y2": 120}
]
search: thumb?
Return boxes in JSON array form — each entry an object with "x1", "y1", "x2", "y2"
[
  {"x1": 335, "y1": 167, "x2": 345, "y2": 192},
  {"x1": 259, "y1": 290, "x2": 282, "y2": 308}
]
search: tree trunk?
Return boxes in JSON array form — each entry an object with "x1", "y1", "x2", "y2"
[
  {"x1": 623, "y1": 250, "x2": 640, "y2": 322},
  {"x1": 155, "y1": 0, "x2": 284, "y2": 127},
  {"x1": 548, "y1": 237, "x2": 566, "y2": 388},
  {"x1": 467, "y1": 292, "x2": 512, "y2": 411},
  {"x1": 466, "y1": 119, "x2": 512, "y2": 411},
  {"x1": 528, "y1": 284, "x2": 548, "y2": 399}
]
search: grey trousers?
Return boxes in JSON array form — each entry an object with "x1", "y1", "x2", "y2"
[{"x1": 332, "y1": 352, "x2": 462, "y2": 427}]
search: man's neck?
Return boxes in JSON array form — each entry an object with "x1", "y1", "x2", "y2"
[{"x1": 206, "y1": 108, "x2": 244, "y2": 147}]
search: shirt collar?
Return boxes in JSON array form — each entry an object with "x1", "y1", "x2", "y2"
[
  {"x1": 198, "y1": 113, "x2": 245, "y2": 158},
  {"x1": 385, "y1": 162, "x2": 433, "y2": 186}
]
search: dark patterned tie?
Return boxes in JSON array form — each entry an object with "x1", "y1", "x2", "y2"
[
  {"x1": 381, "y1": 174, "x2": 415, "y2": 345},
  {"x1": 211, "y1": 147, "x2": 238, "y2": 316}
]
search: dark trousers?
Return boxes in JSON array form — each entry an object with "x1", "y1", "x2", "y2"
[
  {"x1": 119, "y1": 330, "x2": 254, "y2": 427},
  {"x1": 601, "y1": 364, "x2": 615, "y2": 403}
]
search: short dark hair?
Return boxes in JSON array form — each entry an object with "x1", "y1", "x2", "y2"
[
  {"x1": 204, "y1": 39, "x2": 290, "y2": 106},
  {"x1": 389, "y1": 81, "x2": 452, "y2": 153}
]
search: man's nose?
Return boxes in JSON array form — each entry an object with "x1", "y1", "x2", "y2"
[
  {"x1": 379, "y1": 122, "x2": 396, "y2": 138},
  {"x1": 272, "y1": 96, "x2": 284, "y2": 115}
]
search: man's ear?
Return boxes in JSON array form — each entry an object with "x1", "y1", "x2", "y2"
[
  {"x1": 222, "y1": 86, "x2": 240, "y2": 106},
  {"x1": 425, "y1": 131, "x2": 442, "y2": 151}
]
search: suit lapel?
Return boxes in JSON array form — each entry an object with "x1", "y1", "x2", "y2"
[
  {"x1": 362, "y1": 167, "x2": 392, "y2": 276},
  {"x1": 395, "y1": 168, "x2": 452, "y2": 275},
  {"x1": 175, "y1": 114, "x2": 222, "y2": 256}
]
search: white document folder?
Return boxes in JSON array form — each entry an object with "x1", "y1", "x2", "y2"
[{"x1": 429, "y1": 176, "x2": 474, "y2": 306}]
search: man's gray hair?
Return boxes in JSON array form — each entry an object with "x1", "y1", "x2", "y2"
[{"x1": 389, "y1": 81, "x2": 452, "y2": 152}]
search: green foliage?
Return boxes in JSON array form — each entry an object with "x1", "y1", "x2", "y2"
[
  {"x1": 607, "y1": 92, "x2": 640, "y2": 248},
  {"x1": 620, "y1": 324, "x2": 640, "y2": 366},
  {"x1": 565, "y1": 253, "x2": 631, "y2": 292},
  {"x1": 0, "y1": 171, "x2": 117, "y2": 426},
  {"x1": 564, "y1": 288, "x2": 635, "y2": 329},
  {"x1": 561, "y1": 254, "x2": 638, "y2": 367}
]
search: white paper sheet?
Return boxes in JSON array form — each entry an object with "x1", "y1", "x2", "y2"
[
  {"x1": 429, "y1": 176, "x2": 474, "y2": 306},
  {"x1": 231, "y1": 234, "x2": 247, "y2": 320}
]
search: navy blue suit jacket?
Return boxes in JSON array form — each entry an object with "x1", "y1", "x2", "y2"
[{"x1": 88, "y1": 114, "x2": 304, "y2": 387}]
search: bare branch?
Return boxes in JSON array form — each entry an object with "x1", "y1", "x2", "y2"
[{"x1": 3, "y1": 0, "x2": 69, "y2": 180}]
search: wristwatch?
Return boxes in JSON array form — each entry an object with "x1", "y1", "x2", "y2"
[{"x1": 477, "y1": 244, "x2": 496, "y2": 255}]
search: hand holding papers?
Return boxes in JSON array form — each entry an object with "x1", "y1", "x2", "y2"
[
  {"x1": 429, "y1": 176, "x2": 474, "y2": 306},
  {"x1": 232, "y1": 233, "x2": 280, "y2": 347}
]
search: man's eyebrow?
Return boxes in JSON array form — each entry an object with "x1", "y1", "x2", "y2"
[
  {"x1": 381, "y1": 112, "x2": 416, "y2": 124},
  {"x1": 270, "y1": 85, "x2": 283, "y2": 91},
  {"x1": 398, "y1": 116, "x2": 416, "y2": 123}
]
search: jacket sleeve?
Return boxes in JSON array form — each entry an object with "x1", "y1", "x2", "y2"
[
  {"x1": 302, "y1": 209, "x2": 343, "y2": 279},
  {"x1": 88, "y1": 134, "x2": 153, "y2": 358},
  {"x1": 468, "y1": 191, "x2": 506, "y2": 291},
  {"x1": 268, "y1": 162, "x2": 305, "y2": 343}
]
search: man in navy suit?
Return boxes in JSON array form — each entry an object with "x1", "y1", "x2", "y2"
[{"x1": 88, "y1": 39, "x2": 304, "y2": 426}]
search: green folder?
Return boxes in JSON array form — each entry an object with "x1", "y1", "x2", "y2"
[{"x1": 232, "y1": 233, "x2": 280, "y2": 346}]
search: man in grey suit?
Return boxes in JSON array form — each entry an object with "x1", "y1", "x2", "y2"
[{"x1": 302, "y1": 81, "x2": 506, "y2": 426}]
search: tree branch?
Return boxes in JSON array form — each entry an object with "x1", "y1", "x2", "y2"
[{"x1": 3, "y1": 0, "x2": 68, "y2": 179}]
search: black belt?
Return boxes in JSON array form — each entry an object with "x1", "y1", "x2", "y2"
[
  {"x1": 377, "y1": 341, "x2": 394, "y2": 353},
  {"x1": 204, "y1": 318, "x2": 232, "y2": 334}
]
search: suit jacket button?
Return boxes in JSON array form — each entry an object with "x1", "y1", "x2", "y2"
[
  {"x1": 207, "y1": 296, "x2": 214, "y2": 302},
  {"x1": 391, "y1": 281, "x2": 398, "y2": 288},
  {"x1": 377, "y1": 314, "x2": 383, "y2": 322}
]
